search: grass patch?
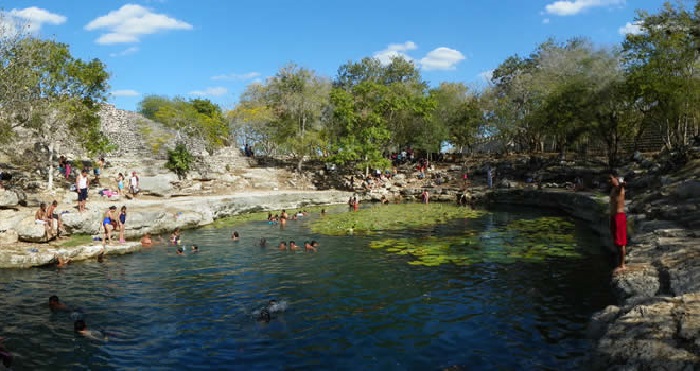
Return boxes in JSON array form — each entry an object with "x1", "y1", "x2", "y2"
[
  {"x1": 50, "y1": 234, "x2": 95, "y2": 248},
  {"x1": 310, "y1": 203, "x2": 486, "y2": 236}
]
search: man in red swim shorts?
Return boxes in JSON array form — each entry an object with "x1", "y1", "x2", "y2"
[{"x1": 609, "y1": 171, "x2": 627, "y2": 273}]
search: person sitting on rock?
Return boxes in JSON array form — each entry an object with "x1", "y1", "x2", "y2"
[
  {"x1": 35, "y1": 202, "x2": 54, "y2": 238},
  {"x1": 46, "y1": 200, "x2": 65, "y2": 237}
]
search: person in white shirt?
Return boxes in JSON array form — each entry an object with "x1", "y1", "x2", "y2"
[
  {"x1": 75, "y1": 169, "x2": 89, "y2": 212},
  {"x1": 129, "y1": 172, "x2": 139, "y2": 197}
]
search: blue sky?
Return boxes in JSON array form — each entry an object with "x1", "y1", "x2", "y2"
[{"x1": 2, "y1": 0, "x2": 673, "y2": 112}]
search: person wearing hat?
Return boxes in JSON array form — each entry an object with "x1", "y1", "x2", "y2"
[{"x1": 609, "y1": 171, "x2": 627, "y2": 273}]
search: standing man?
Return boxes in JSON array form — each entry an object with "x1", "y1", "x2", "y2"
[
  {"x1": 76, "y1": 169, "x2": 89, "y2": 212},
  {"x1": 609, "y1": 171, "x2": 627, "y2": 272},
  {"x1": 129, "y1": 172, "x2": 139, "y2": 198}
]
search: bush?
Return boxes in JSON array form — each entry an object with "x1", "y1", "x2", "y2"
[{"x1": 166, "y1": 143, "x2": 193, "y2": 179}]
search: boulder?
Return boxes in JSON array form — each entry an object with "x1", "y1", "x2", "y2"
[
  {"x1": 16, "y1": 216, "x2": 51, "y2": 243},
  {"x1": 139, "y1": 174, "x2": 178, "y2": 197},
  {"x1": 675, "y1": 180, "x2": 700, "y2": 199},
  {"x1": 0, "y1": 229, "x2": 18, "y2": 244},
  {"x1": 61, "y1": 209, "x2": 102, "y2": 235},
  {"x1": 611, "y1": 265, "x2": 661, "y2": 304},
  {"x1": 0, "y1": 190, "x2": 19, "y2": 208}
]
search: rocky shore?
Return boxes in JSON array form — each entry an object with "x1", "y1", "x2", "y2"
[
  {"x1": 0, "y1": 190, "x2": 351, "y2": 268},
  {"x1": 488, "y1": 179, "x2": 700, "y2": 369}
]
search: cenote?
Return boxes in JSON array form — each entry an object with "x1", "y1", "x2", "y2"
[{"x1": 0, "y1": 203, "x2": 615, "y2": 370}]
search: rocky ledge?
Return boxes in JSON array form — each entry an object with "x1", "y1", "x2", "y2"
[
  {"x1": 489, "y1": 187, "x2": 700, "y2": 369},
  {"x1": 0, "y1": 190, "x2": 351, "y2": 268}
]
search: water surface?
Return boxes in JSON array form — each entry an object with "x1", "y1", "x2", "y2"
[{"x1": 0, "y1": 205, "x2": 614, "y2": 370}]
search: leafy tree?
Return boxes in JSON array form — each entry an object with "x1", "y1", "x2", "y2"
[
  {"x1": 227, "y1": 83, "x2": 278, "y2": 156},
  {"x1": 430, "y1": 82, "x2": 482, "y2": 154},
  {"x1": 265, "y1": 63, "x2": 331, "y2": 171},
  {"x1": 623, "y1": 1, "x2": 700, "y2": 151},
  {"x1": 330, "y1": 56, "x2": 435, "y2": 173},
  {"x1": 165, "y1": 142, "x2": 194, "y2": 179},
  {"x1": 0, "y1": 34, "x2": 110, "y2": 190},
  {"x1": 138, "y1": 95, "x2": 229, "y2": 153}
]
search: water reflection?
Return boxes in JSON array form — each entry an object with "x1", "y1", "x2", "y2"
[{"x1": 0, "y1": 206, "x2": 614, "y2": 370}]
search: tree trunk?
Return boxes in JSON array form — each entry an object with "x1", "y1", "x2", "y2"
[{"x1": 47, "y1": 141, "x2": 56, "y2": 191}]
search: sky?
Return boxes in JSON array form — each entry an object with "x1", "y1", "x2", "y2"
[{"x1": 1, "y1": 0, "x2": 676, "y2": 112}]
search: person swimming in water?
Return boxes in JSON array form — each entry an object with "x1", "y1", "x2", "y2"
[
  {"x1": 256, "y1": 300, "x2": 284, "y2": 323},
  {"x1": 74, "y1": 320, "x2": 107, "y2": 341},
  {"x1": 170, "y1": 228, "x2": 181, "y2": 245},
  {"x1": 304, "y1": 241, "x2": 317, "y2": 252},
  {"x1": 191, "y1": 245, "x2": 199, "y2": 253},
  {"x1": 278, "y1": 241, "x2": 287, "y2": 251},
  {"x1": 49, "y1": 295, "x2": 70, "y2": 312}
]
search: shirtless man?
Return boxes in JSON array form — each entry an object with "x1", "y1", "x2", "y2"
[
  {"x1": 289, "y1": 241, "x2": 299, "y2": 251},
  {"x1": 35, "y1": 202, "x2": 53, "y2": 237},
  {"x1": 609, "y1": 172, "x2": 628, "y2": 272},
  {"x1": 278, "y1": 241, "x2": 287, "y2": 251}
]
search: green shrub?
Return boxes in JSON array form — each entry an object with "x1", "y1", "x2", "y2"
[{"x1": 166, "y1": 142, "x2": 194, "y2": 179}]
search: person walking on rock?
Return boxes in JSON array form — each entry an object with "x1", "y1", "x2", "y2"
[{"x1": 609, "y1": 171, "x2": 628, "y2": 273}]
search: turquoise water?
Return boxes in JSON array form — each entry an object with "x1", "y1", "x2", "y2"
[{"x1": 0, "y1": 205, "x2": 614, "y2": 370}]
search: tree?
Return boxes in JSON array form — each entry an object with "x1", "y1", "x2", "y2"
[
  {"x1": 138, "y1": 95, "x2": 229, "y2": 153},
  {"x1": 0, "y1": 35, "x2": 110, "y2": 190},
  {"x1": 227, "y1": 83, "x2": 277, "y2": 156},
  {"x1": 264, "y1": 63, "x2": 331, "y2": 171},
  {"x1": 329, "y1": 56, "x2": 435, "y2": 173},
  {"x1": 430, "y1": 82, "x2": 482, "y2": 155},
  {"x1": 623, "y1": 1, "x2": 700, "y2": 151}
]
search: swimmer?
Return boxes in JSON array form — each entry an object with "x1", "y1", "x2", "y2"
[
  {"x1": 278, "y1": 241, "x2": 287, "y2": 251},
  {"x1": 289, "y1": 241, "x2": 299, "y2": 251},
  {"x1": 74, "y1": 320, "x2": 107, "y2": 341},
  {"x1": 49, "y1": 295, "x2": 70, "y2": 312},
  {"x1": 140, "y1": 233, "x2": 154, "y2": 247},
  {"x1": 311, "y1": 240, "x2": 319, "y2": 248},
  {"x1": 304, "y1": 241, "x2": 316, "y2": 252},
  {"x1": 231, "y1": 231, "x2": 240, "y2": 241},
  {"x1": 256, "y1": 299, "x2": 285, "y2": 323},
  {"x1": 97, "y1": 248, "x2": 106, "y2": 263},
  {"x1": 176, "y1": 247, "x2": 184, "y2": 255},
  {"x1": 53, "y1": 253, "x2": 71, "y2": 268},
  {"x1": 259, "y1": 237, "x2": 267, "y2": 248},
  {"x1": 170, "y1": 228, "x2": 182, "y2": 245},
  {"x1": 191, "y1": 245, "x2": 199, "y2": 253}
]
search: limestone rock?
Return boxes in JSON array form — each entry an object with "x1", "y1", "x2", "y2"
[
  {"x1": 0, "y1": 229, "x2": 18, "y2": 244},
  {"x1": 0, "y1": 190, "x2": 19, "y2": 208},
  {"x1": 16, "y1": 216, "x2": 50, "y2": 243},
  {"x1": 611, "y1": 265, "x2": 660, "y2": 304},
  {"x1": 139, "y1": 174, "x2": 178, "y2": 197}
]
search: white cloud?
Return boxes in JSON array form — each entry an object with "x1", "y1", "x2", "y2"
[
  {"x1": 373, "y1": 41, "x2": 418, "y2": 65},
  {"x1": 3, "y1": 7, "x2": 66, "y2": 34},
  {"x1": 111, "y1": 89, "x2": 140, "y2": 97},
  {"x1": 373, "y1": 41, "x2": 466, "y2": 71},
  {"x1": 211, "y1": 72, "x2": 261, "y2": 81},
  {"x1": 419, "y1": 47, "x2": 466, "y2": 71},
  {"x1": 85, "y1": 4, "x2": 192, "y2": 45},
  {"x1": 544, "y1": 0, "x2": 624, "y2": 16},
  {"x1": 189, "y1": 87, "x2": 228, "y2": 96},
  {"x1": 618, "y1": 21, "x2": 643, "y2": 35},
  {"x1": 542, "y1": 18, "x2": 550, "y2": 24},
  {"x1": 109, "y1": 46, "x2": 140, "y2": 57}
]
